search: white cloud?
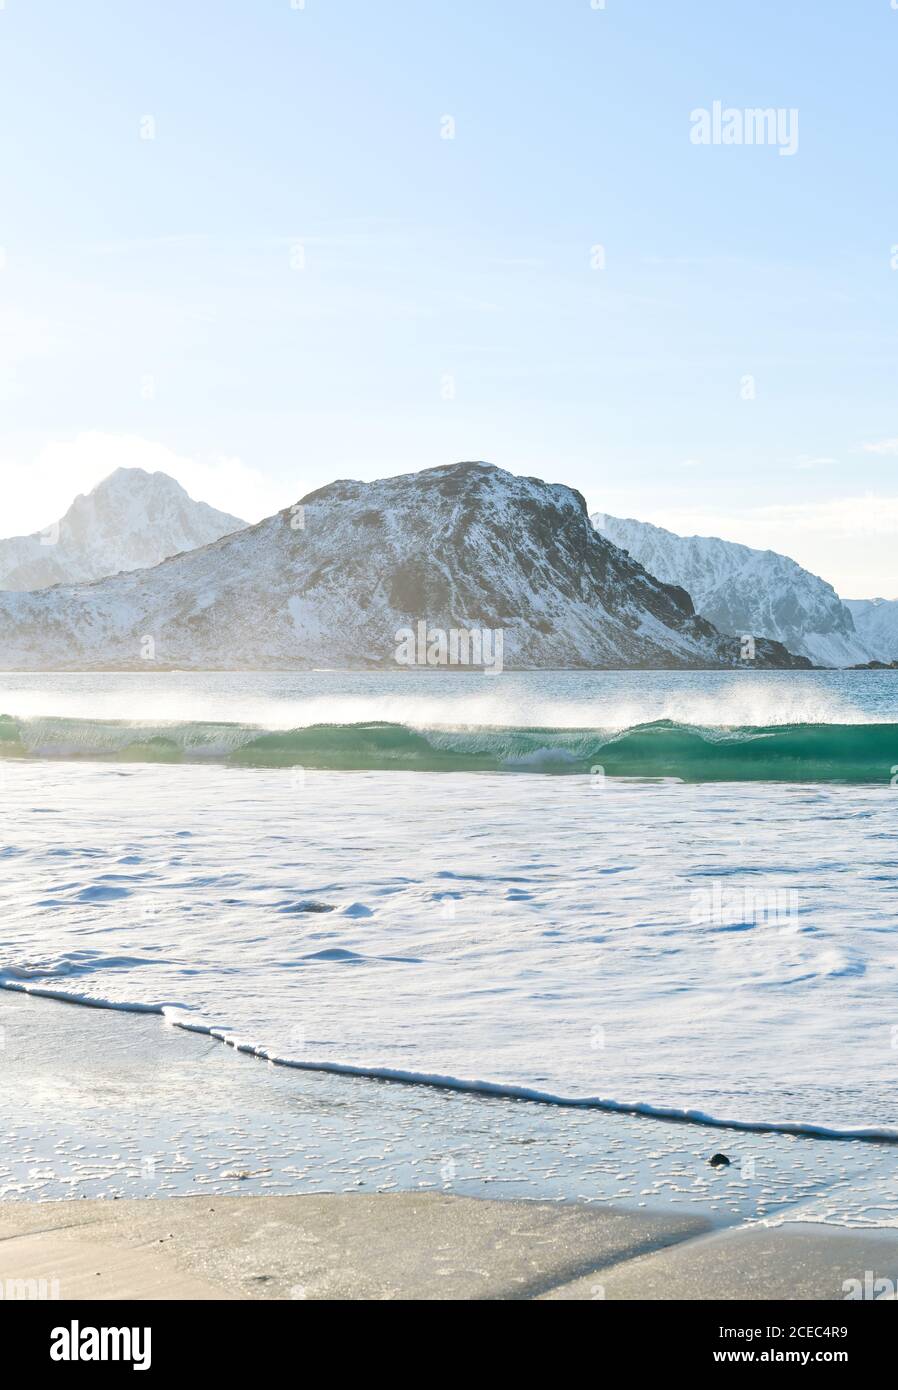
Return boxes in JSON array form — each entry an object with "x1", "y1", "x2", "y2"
[
  {"x1": 861, "y1": 439, "x2": 898, "y2": 456},
  {"x1": 0, "y1": 432, "x2": 288, "y2": 537}
]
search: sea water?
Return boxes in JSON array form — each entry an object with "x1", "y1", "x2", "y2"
[{"x1": 1, "y1": 669, "x2": 897, "y2": 1138}]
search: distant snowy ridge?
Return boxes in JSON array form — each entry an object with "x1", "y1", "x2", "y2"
[
  {"x1": 843, "y1": 598, "x2": 898, "y2": 664},
  {"x1": 0, "y1": 468, "x2": 245, "y2": 591},
  {"x1": 591, "y1": 512, "x2": 870, "y2": 668},
  {"x1": 0, "y1": 461, "x2": 808, "y2": 671}
]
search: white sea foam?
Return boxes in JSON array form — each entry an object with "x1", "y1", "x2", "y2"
[
  {"x1": 3, "y1": 976, "x2": 896, "y2": 1144},
  {"x1": 0, "y1": 668, "x2": 890, "y2": 731}
]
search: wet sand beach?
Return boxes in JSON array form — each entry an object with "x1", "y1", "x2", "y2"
[{"x1": 3, "y1": 990, "x2": 898, "y2": 1299}]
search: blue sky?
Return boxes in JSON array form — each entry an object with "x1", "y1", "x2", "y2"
[{"x1": 1, "y1": 0, "x2": 896, "y2": 593}]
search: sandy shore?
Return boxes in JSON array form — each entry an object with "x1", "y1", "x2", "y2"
[
  {"x1": 4, "y1": 1193, "x2": 898, "y2": 1299},
  {"x1": 3, "y1": 988, "x2": 898, "y2": 1298}
]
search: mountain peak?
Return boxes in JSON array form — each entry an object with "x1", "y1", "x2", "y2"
[
  {"x1": 0, "y1": 469, "x2": 246, "y2": 592},
  {"x1": 79, "y1": 466, "x2": 200, "y2": 502},
  {"x1": 592, "y1": 510, "x2": 869, "y2": 667},
  {"x1": 0, "y1": 459, "x2": 808, "y2": 671},
  {"x1": 300, "y1": 460, "x2": 585, "y2": 521}
]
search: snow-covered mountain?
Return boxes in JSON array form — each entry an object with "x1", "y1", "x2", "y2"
[
  {"x1": 0, "y1": 468, "x2": 245, "y2": 591},
  {"x1": 843, "y1": 598, "x2": 898, "y2": 664},
  {"x1": 591, "y1": 513, "x2": 869, "y2": 668},
  {"x1": 0, "y1": 461, "x2": 808, "y2": 671}
]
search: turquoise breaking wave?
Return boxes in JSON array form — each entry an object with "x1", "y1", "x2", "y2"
[{"x1": 1, "y1": 713, "x2": 897, "y2": 782}]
